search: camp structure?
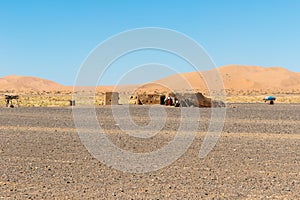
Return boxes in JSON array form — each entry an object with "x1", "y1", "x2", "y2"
[
  {"x1": 5, "y1": 95, "x2": 19, "y2": 108},
  {"x1": 104, "y1": 92, "x2": 119, "y2": 105},
  {"x1": 176, "y1": 92, "x2": 225, "y2": 108},
  {"x1": 264, "y1": 96, "x2": 276, "y2": 105},
  {"x1": 129, "y1": 95, "x2": 142, "y2": 105},
  {"x1": 134, "y1": 93, "x2": 166, "y2": 105},
  {"x1": 130, "y1": 92, "x2": 225, "y2": 108},
  {"x1": 176, "y1": 92, "x2": 210, "y2": 107}
]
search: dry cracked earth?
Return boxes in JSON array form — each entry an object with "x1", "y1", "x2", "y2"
[{"x1": 0, "y1": 103, "x2": 299, "y2": 199}]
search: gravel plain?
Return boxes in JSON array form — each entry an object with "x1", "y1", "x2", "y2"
[{"x1": 0, "y1": 103, "x2": 300, "y2": 199}]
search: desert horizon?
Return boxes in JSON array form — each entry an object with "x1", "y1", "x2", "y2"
[
  {"x1": 1, "y1": 65, "x2": 300, "y2": 106},
  {"x1": 2, "y1": 1, "x2": 300, "y2": 199}
]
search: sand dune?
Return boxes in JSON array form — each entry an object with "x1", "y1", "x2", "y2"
[
  {"x1": 0, "y1": 75, "x2": 67, "y2": 92},
  {"x1": 153, "y1": 65, "x2": 300, "y2": 94},
  {"x1": 219, "y1": 65, "x2": 300, "y2": 90},
  {"x1": 1, "y1": 65, "x2": 300, "y2": 95}
]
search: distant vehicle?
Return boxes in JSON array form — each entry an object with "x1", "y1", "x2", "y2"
[{"x1": 264, "y1": 96, "x2": 276, "y2": 104}]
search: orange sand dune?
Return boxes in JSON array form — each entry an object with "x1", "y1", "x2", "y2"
[
  {"x1": 153, "y1": 65, "x2": 300, "y2": 94},
  {"x1": 219, "y1": 65, "x2": 300, "y2": 90},
  {"x1": 1, "y1": 65, "x2": 300, "y2": 95},
  {"x1": 0, "y1": 75, "x2": 67, "y2": 92}
]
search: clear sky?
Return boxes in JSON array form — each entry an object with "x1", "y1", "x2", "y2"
[{"x1": 0, "y1": 0, "x2": 299, "y2": 85}]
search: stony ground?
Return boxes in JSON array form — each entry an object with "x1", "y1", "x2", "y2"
[{"x1": 0, "y1": 103, "x2": 299, "y2": 199}]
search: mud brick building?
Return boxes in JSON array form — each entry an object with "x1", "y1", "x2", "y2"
[{"x1": 104, "y1": 92, "x2": 119, "y2": 105}]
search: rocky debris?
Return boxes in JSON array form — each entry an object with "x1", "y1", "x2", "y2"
[{"x1": 0, "y1": 104, "x2": 299, "y2": 199}]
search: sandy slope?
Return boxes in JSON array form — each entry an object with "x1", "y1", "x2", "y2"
[
  {"x1": 103, "y1": 65, "x2": 300, "y2": 95},
  {"x1": 154, "y1": 65, "x2": 300, "y2": 94},
  {"x1": 1, "y1": 65, "x2": 300, "y2": 95},
  {"x1": 219, "y1": 65, "x2": 300, "y2": 90},
  {"x1": 0, "y1": 75, "x2": 67, "y2": 92}
]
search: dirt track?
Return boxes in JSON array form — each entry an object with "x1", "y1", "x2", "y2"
[{"x1": 0, "y1": 104, "x2": 299, "y2": 199}]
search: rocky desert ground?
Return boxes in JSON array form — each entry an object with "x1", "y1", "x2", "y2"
[{"x1": 0, "y1": 103, "x2": 299, "y2": 199}]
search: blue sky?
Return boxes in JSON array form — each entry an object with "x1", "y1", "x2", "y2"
[{"x1": 0, "y1": 0, "x2": 299, "y2": 85}]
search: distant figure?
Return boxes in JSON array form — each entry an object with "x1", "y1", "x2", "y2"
[
  {"x1": 164, "y1": 96, "x2": 169, "y2": 106},
  {"x1": 167, "y1": 96, "x2": 173, "y2": 106},
  {"x1": 171, "y1": 97, "x2": 175, "y2": 106},
  {"x1": 138, "y1": 99, "x2": 142, "y2": 105},
  {"x1": 175, "y1": 99, "x2": 180, "y2": 107},
  {"x1": 6, "y1": 98, "x2": 10, "y2": 107}
]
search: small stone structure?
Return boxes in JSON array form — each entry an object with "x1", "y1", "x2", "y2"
[
  {"x1": 104, "y1": 92, "x2": 119, "y2": 105},
  {"x1": 137, "y1": 94, "x2": 162, "y2": 105},
  {"x1": 5, "y1": 95, "x2": 19, "y2": 108},
  {"x1": 129, "y1": 95, "x2": 142, "y2": 105}
]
